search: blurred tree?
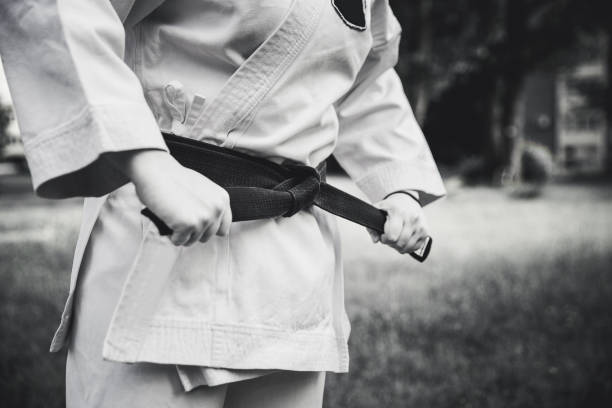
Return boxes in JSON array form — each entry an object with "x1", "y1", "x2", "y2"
[
  {"x1": 604, "y1": 14, "x2": 612, "y2": 175},
  {"x1": 0, "y1": 98, "x2": 11, "y2": 148},
  {"x1": 411, "y1": 0, "x2": 433, "y2": 124},
  {"x1": 390, "y1": 0, "x2": 611, "y2": 182}
]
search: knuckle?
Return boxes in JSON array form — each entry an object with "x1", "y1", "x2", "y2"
[
  {"x1": 212, "y1": 197, "x2": 226, "y2": 213},
  {"x1": 208, "y1": 208, "x2": 221, "y2": 220},
  {"x1": 199, "y1": 229, "x2": 211, "y2": 240},
  {"x1": 184, "y1": 220, "x2": 199, "y2": 231},
  {"x1": 197, "y1": 217, "x2": 212, "y2": 230},
  {"x1": 220, "y1": 190, "x2": 230, "y2": 205},
  {"x1": 214, "y1": 204, "x2": 224, "y2": 217},
  {"x1": 176, "y1": 216, "x2": 200, "y2": 230}
]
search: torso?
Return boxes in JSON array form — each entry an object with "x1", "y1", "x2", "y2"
[{"x1": 139, "y1": 0, "x2": 292, "y2": 102}]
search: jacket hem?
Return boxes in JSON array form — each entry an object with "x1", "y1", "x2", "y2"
[
  {"x1": 102, "y1": 320, "x2": 350, "y2": 373},
  {"x1": 356, "y1": 160, "x2": 446, "y2": 206},
  {"x1": 23, "y1": 103, "x2": 166, "y2": 198}
]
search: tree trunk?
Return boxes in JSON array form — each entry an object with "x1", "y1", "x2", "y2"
[
  {"x1": 486, "y1": 79, "x2": 506, "y2": 180},
  {"x1": 486, "y1": 75, "x2": 525, "y2": 184},
  {"x1": 478, "y1": 0, "x2": 505, "y2": 181},
  {"x1": 505, "y1": 79, "x2": 526, "y2": 184},
  {"x1": 485, "y1": 0, "x2": 527, "y2": 184},
  {"x1": 606, "y1": 27, "x2": 612, "y2": 175},
  {"x1": 413, "y1": 0, "x2": 432, "y2": 125}
]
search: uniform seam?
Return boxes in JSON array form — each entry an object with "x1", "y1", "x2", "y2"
[{"x1": 22, "y1": 102, "x2": 153, "y2": 150}]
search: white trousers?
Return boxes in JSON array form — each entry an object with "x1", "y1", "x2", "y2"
[
  {"x1": 66, "y1": 353, "x2": 325, "y2": 408},
  {"x1": 65, "y1": 191, "x2": 326, "y2": 407}
]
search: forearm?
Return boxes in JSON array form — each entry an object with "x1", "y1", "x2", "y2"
[
  {"x1": 105, "y1": 149, "x2": 175, "y2": 187},
  {"x1": 0, "y1": 0, "x2": 166, "y2": 198}
]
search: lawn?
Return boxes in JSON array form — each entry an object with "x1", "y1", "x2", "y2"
[{"x1": 1, "y1": 175, "x2": 611, "y2": 407}]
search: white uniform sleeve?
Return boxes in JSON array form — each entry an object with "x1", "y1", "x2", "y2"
[
  {"x1": 333, "y1": 0, "x2": 445, "y2": 206},
  {"x1": 0, "y1": 0, "x2": 167, "y2": 198}
]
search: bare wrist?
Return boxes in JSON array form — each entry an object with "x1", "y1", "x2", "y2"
[{"x1": 106, "y1": 149, "x2": 171, "y2": 184}]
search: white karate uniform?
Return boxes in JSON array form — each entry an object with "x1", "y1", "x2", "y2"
[{"x1": 0, "y1": 0, "x2": 446, "y2": 402}]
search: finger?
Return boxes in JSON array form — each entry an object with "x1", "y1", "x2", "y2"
[
  {"x1": 403, "y1": 211, "x2": 419, "y2": 229},
  {"x1": 199, "y1": 217, "x2": 220, "y2": 243},
  {"x1": 170, "y1": 228, "x2": 193, "y2": 246},
  {"x1": 381, "y1": 213, "x2": 402, "y2": 244},
  {"x1": 217, "y1": 207, "x2": 232, "y2": 237},
  {"x1": 404, "y1": 226, "x2": 427, "y2": 253},
  {"x1": 413, "y1": 234, "x2": 428, "y2": 250},
  {"x1": 367, "y1": 228, "x2": 380, "y2": 243},
  {"x1": 375, "y1": 200, "x2": 395, "y2": 214},
  {"x1": 396, "y1": 220, "x2": 417, "y2": 252},
  {"x1": 185, "y1": 217, "x2": 210, "y2": 245},
  {"x1": 186, "y1": 214, "x2": 210, "y2": 245},
  {"x1": 184, "y1": 230, "x2": 201, "y2": 246}
]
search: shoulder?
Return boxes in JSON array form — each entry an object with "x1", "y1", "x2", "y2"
[{"x1": 367, "y1": 0, "x2": 402, "y2": 45}]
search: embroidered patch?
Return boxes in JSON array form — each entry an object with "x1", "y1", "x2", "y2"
[{"x1": 332, "y1": 0, "x2": 367, "y2": 31}]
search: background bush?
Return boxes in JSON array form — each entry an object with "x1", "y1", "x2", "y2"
[{"x1": 521, "y1": 143, "x2": 554, "y2": 185}]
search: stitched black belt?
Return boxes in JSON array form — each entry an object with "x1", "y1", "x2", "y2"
[{"x1": 142, "y1": 133, "x2": 431, "y2": 262}]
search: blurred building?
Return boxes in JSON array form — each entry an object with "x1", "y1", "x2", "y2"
[
  {"x1": 0, "y1": 60, "x2": 25, "y2": 176},
  {"x1": 522, "y1": 60, "x2": 608, "y2": 175}
]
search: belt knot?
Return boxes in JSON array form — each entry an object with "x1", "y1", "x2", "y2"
[{"x1": 275, "y1": 162, "x2": 323, "y2": 217}]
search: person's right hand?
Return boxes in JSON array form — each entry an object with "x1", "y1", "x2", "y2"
[{"x1": 115, "y1": 149, "x2": 232, "y2": 246}]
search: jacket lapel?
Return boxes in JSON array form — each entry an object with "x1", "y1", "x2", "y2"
[{"x1": 186, "y1": 0, "x2": 325, "y2": 144}]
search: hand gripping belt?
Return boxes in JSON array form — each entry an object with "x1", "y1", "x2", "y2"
[{"x1": 142, "y1": 133, "x2": 432, "y2": 262}]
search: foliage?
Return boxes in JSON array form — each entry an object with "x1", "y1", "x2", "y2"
[{"x1": 389, "y1": 0, "x2": 611, "y2": 174}]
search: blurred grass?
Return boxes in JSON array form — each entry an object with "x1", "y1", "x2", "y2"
[
  {"x1": 1, "y1": 177, "x2": 612, "y2": 407},
  {"x1": 0, "y1": 180, "x2": 79, "y2": 408},
  {"x1": 325, "y1": 180, "x2": 612, "y2": 407},
  {"x1": 326, "y1": 244, "x2": 612, "y2": 408}
]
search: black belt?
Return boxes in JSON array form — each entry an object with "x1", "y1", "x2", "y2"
[{"x1": 142, "y1": 133, "x2": 431, "y2": 262}]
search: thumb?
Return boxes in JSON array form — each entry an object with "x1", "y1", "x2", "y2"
[
  {"x1": 374, "y1": 199, "x2": 396, "y2": 213},
  {"x1": 367, "y1": 227, "x2": 380, "y2": 243}
]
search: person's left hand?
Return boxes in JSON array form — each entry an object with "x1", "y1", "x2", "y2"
[{"x1": 368, "y1": 192, "x2": 429, "y2": 254}]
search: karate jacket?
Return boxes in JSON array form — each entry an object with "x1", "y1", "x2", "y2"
[{"x1": 0, "y1": 0, "x2": 446, "y2": 378}]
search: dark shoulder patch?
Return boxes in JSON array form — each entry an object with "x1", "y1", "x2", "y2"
[{"x1": 331, "y1": 0, "x2": 367, "y2": 31}]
